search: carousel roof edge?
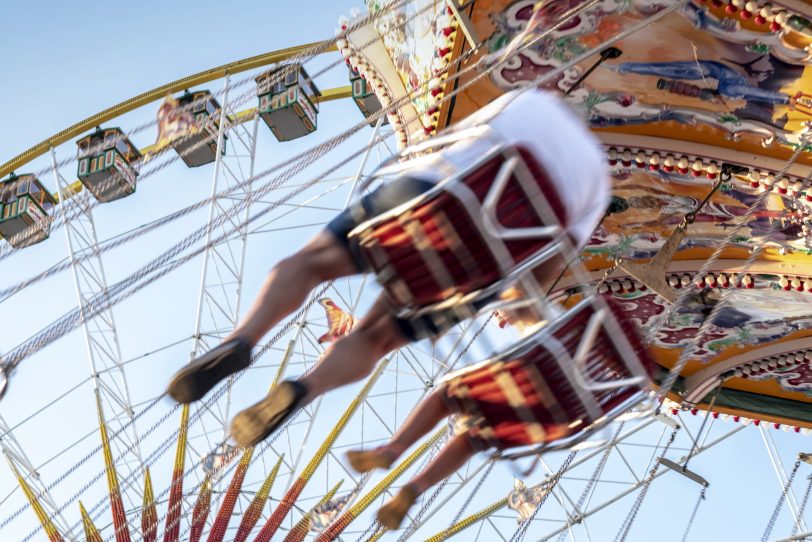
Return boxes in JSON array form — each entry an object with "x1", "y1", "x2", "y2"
[
  {"x1": 597, "y1": 133, "x2": 812, "y2": 176},
  {"x1": 684, "y1": 336, "x2": 812, "y2": 399}
]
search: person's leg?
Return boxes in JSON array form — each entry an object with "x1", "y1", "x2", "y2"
[
  {"x1": 377, "y1": 435, "x2": 478, "y2": 530},
  {"x1": 167, "y1": 230, "x2": 359, "y2": 404},
  {"x1": 229, "y1": 294, "x2": 411, "y2": 447},
  {"x1": 228, "y1": 231, "x2": 360, "y2": 345},
  {"x1": 408, "y1": 435, "x2": 477, "y2": 493},
  {"x1": 299, "y1": 294, "x2": 410, "y2": 401},
  {"x1": 347, "y1": 389, "x2": 451, "y2": 472}
]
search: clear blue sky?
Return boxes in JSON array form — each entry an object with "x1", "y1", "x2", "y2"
[{"x1": 1, "y1": 2, "x2": 810, "y2": 541}]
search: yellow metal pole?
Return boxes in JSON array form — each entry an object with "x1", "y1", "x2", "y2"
[
  {"x1": 315, "y1": 426, "x2": 448, "y2": 541},
  {"x1": 283, "y1": 479, "x2": 345, "y2": 542},
  {"x1": 424, "y1": 497, "x2": 508, "y2": 542},
  {"x1": 252, "y1": 358, "x2": 391, "y2": 542},
  {"x1": 0, "y1": 42, "x2": 338, "y2": 178},
  {"x1": 3, "y1": 453, "x2": 66, "y2": 542}
]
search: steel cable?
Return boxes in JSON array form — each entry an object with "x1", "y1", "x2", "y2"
[{"x1": 6, "y1": 2, "x2": 680, "y2": 536}]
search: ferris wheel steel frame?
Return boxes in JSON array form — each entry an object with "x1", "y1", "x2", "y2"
[
  {"x1": 188, "y1": 75, "x2": 260, "y2": 445},
  {"x1": 761, "y1": 426, "x2": 810, "y2": 534},
  {"x1": 0, "y1": 415, "x2": 76, "y2": 541},
  {"x1": 2, "y1": 10, "x2": 811, "y2": 539},
  {"x1": 50, "y1": 148, "x2": 146, "y2": 515}
]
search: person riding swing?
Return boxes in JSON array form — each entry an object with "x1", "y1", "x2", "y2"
[
  {"x1": 167, "y1": 88, "x2": 612, "y2": 449},
  {"x1": 345, "y1": 292, "x2": 657, "y2": 529}
]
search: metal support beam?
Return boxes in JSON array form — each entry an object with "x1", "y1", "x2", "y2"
[
  {"x1": 51, "y1": 149, "x2": 144, "y2": 515},
  {"x1": 760, "y1": 426, "x2": 808, "y2": 534},
  {"x1": 446, "y1": 0, "x2": 480, "y2": 48},
  {"x1": 538, "y1": 424, "x2": 746, "y2": 541},
  {"x1": 188, "y1": 75, "x2": 259, "y2": 444},
  {"x1": 0, "y1": 415, "x2": 76, "y2": 540}
]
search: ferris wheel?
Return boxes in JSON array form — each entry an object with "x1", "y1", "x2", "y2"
[{"x1": 2, "y1": 1, "x2": 812, "y2": 541}]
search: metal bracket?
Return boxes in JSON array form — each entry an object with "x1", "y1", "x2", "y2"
[
  {"x1": 446, "y1": 0, "x2": 480, "y2": 49},
  {"x1": 659, "y1": 457, "x2": 710, "y2": 487},
  {"x1": 616, "y1": 164, "x2": 732, "y2": 304},
  {"x1": 653, "y1": 412, "x2": 681, "y2": 430},
  {"x1": 799, "y1": 452, "x2": 812, "y2": 466},
  {"x1": 618, "y1": 225, "x2": 685, "y2": 304}
]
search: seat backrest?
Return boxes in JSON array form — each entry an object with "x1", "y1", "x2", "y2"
[{"x1": 509, "y1": 295, "x2": 656, "y2": 425}]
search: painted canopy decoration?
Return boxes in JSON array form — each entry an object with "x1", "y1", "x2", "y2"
[
  {"x1": 337, "y1": 1, "x2": 463, "y2": 147},
  {"x1": 355, "y1": 0, "x2": 812, "y2": 427}
]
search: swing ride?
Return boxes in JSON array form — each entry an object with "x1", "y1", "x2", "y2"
[{"x1": 1, "y1": 0, "x2": 812, "y2": 540}]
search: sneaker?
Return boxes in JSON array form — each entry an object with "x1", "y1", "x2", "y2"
[
  {"x1": 346, "y1": 448, "x2": 397, "y2": 473},
  {"x1": 167, "y1": 338, "x2": 252, "y2": 403},
  {"x1": 377, "y1": 485, "x2": 418, "y2": 530},
  {"x1": 230, "y1": 380, "x2": 308, "y2": 447}
]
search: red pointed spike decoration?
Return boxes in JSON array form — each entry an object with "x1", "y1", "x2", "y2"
[
  {"x1": 234, "y1": 455, "x2": 284, "y2": 542},
  {"x1": 206, "y1": 447, "x2": 254, "y2": 542},
  {"x1": 164, "y1": 404, "x2": 190, "y2": 542},
  {"x1": 189, "y1": 477, "x2": 213, "y2": 542},
  {"x1": 95, "y1": 391, "x2": 132, "y2": 542},
  {"x1": 142, "y1": 467, "x2": 158, "y2": 542}
]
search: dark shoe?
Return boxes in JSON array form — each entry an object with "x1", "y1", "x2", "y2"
[
  {"x1": 230, "y1": 380, "x2": 308, "y2": 447},
  {"x1": 167, "y1": 338, "x2": 252, "y2": 403},
  {"x1": 377, "y1": 485, "x2": 418, "y2": 530}
]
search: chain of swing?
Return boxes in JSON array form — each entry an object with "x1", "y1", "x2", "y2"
[
  {"x1": 509, "y1": 450, "x2": 579, "y2": 542},
  {"x1": 613, "y1": 428, "x2": 679, "y2": 542},
  {"x1": 680, "y1": 486, "x2": 707, "y2": 542},
  {"x1": 790, "y1": 471, "x2": 812, "y2": 538},
  {"x1": 551, "y1": 422, "x2": 627, "y2": 542},
  {"x1": 763, "y1": 459, "x2": 805, "y2": 542}
]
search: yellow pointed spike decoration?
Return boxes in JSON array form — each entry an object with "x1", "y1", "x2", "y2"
[
  {"x1": 79, "y1": 500, "x2": 104, "y2": 542},
  {"x1": 163, "y1": 404, "x2": 190, "y2": 542},
  {"x1": 283, "y1": 479, "x2": 345, "y2": 542},
  {"x1": 189, "y1": 476, "x2": 213, "y2": 542},
  {"x1": 270, "y1": 339, "x2": 296, "y2": 392},
  {"x1": 142, "y1": 467, "x2": 158, "y2": 542},
  {"x1": 95, "y1": 391, "x2": 132, "y2": 542},
  {"x1": 252, "y1": 358, "x2": 391, "y2": 542},
  {"x1": 233, "y1": 454, "x2": 284, "y2": 542},
  {"x1": 3, "y1": 452, "x2": 65, "y2": 542},
  {"x1": 424, "y1": 497, "x2": 509, "y2": 542},
  {"x1": 206, "y1": 447, "x2": 254, "y2": 542},
  {"x1": 314, "y1": 426, "x2": 448, "y2": 541}
]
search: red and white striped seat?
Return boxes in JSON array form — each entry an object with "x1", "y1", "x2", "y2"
[
  {"x1": 443, "y1": 296, "x2": 656, "y2": 453},
  {"x1": 348, "y1": 143, "x2": 570, "y2": 311}
]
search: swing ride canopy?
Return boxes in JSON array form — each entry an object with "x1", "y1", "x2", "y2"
[{"x1": 1, "y1": 1, "x2": 812, "y2": 541}]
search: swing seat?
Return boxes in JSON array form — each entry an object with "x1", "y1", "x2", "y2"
[
  {"x1": 348, "y1": 143, "x2": 569, "y2": 310},
  {"x1": 443, "y1": 295, "x2": 657, "y2": 453}
]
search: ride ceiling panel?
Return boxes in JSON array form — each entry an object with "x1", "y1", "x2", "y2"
[
  {"x1": 446, "y1": 0, "x2": 812, "y2": 165},
  {"x1": 428, "y1": 0, "x2": 812, "y2": 425},
  {"x1": 593, "y1": 169, "x2": 812, "y2": 259}
]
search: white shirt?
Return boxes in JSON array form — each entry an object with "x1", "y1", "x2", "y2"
[{"x1": 406, "y1": 89, "x2": 609, "y2": 249}]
